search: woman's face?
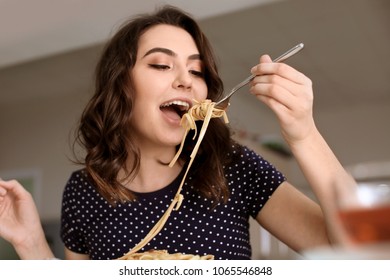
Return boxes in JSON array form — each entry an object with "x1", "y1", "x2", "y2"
[{"x1": 130, "y1": 24, "x2": 207, "y2": 149}]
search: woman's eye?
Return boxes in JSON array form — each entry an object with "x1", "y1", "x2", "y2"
[
  {"x1": 149, "y1": 64, "x2": 170, "y2": 70},
  {"x1": 189, "y1": 70, "x2": 204, "y2": 78}
]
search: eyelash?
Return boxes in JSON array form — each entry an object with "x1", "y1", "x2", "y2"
[
  {"x1": 189, "y1": 70, "x2": 204, "y2": 78},
  {"x1": 149, "y1": 64, "x2": 204, "y2": 78},
  {"x1": 149, "y1": 64, "x2": 170, "y2": 70}
]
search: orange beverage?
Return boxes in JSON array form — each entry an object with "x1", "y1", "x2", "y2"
[{"x1": 338, "y1": 205, "x2": 390, "y2": 244}]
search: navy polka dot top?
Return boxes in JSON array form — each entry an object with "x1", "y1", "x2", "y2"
[{"x1": 60, "y1": 144, "x2": 286, "y2": 259}]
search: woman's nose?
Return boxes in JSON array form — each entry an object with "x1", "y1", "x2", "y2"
[{"x1": 173, "y1": 70, "x2": 192, "y2": 90}]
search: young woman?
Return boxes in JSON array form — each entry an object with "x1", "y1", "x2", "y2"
[{"x1": 0, "y1": 5, "x2": 354, "y2": 260}]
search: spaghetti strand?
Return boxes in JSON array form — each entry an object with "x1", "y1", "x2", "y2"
[{"x1": 118, "y1": 99, "x2": 228, "y2": 260}]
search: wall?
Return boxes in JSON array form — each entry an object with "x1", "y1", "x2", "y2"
[{"x1": 0, "y1": 92, "x2": 88, "y2": 220}]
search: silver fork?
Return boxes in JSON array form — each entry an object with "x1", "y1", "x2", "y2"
[{"x1": 215, "y1": 43, "x2": 304, "y2": 109}]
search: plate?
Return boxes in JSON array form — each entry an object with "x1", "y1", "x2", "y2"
[{"x1": 302, "y1": 243, "x2": 390, "y2": 260}]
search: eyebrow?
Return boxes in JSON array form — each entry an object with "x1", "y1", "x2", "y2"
[{"x1": 142, "y1": 47, "x2": 202, "y2": 61}]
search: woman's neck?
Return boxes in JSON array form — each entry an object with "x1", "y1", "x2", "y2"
[{"x1": 121, "y1": 145, "x2": 183, "y2": 193}]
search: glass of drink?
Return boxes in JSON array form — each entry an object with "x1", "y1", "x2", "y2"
[
  {"x1": 337, "y1": 181, "x2": 390, "y2": 246},
  {"x1": 304, "y1": 170, "x2": 390, "y2": 259}
]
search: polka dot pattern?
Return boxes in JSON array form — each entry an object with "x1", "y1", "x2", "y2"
[{"x1": 60, "y1": 144, "x2": 286, "y2": 259}]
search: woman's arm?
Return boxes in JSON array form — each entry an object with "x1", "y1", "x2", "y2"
[
  {"x1": 256, "y1": 181, "x2": 330, "y2": 252},
  {"x1": 250, "y1": 55, "x2": 356, "y2": 245},
  {"x1": 65, "y1": 247, "x2": 89, "y2": 260}
]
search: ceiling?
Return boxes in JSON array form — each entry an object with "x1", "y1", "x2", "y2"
[
  {"x1": 0, "y1": 0, "x2": 276, "y2": 68},
  {"x1": 1, "y1": 0, "x2": 389, "y2": 111}
]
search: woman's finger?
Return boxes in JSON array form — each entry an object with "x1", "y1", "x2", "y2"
[{"x1": 251, "y1": 55, "x2": 309, "y2": 86}]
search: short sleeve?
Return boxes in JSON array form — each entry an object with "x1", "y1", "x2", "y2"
[
  {"x1": 60, "y1": 171, "x2": 89, "y2": 254},
  {"x1": 239, "y1": 146, "x2": 286, "y2": 218}
]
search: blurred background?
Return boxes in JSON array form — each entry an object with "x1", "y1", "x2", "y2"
[{"x1": 1, "y1": 0, "x2": 389, "y2": 259}]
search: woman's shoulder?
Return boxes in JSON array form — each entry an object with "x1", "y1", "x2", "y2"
[
  {"x1": 229, "y1": 141, "x2": 263, "y2": 161},
  {"x1": 67, "y1": 168, "x2": 88, "y2": 182},
  {"x1": 64, "y1": 168, "x2": 94, "y2": 191},
  {"x1": 228, "y1": 141, "x2": 284, "y2": 173}
]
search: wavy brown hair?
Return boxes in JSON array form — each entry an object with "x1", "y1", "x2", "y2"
[{"x1": 74, "y1": 5, "x2": 233, "y2": 205}]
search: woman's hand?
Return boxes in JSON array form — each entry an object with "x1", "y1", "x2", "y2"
[
  {"x1": 250, "y1": 54, "x2": 316, "y2": 146},
  {"x1": 0, "y1": 179, "x2": 54, "y2": 259},
  {"x1": 250, "y1": 56, "x2": 360, "y2": 245}
]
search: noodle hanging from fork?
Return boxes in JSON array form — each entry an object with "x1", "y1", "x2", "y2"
[
  {"x1": 169, "y1": 99, "x2": 229, "y2": 167},
  {"x1": 118, "y1": 99, "x2": 228, "y2": 260}
]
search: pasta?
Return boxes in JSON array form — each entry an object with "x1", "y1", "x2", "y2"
[
  {"x1": 118, "y1": 249, "x2": 214, "y2": 260},
  {"x1": 169, "y1": 99, "x2": 228, "y2": 167},
  {"x1": 118, "y1": 99, "x2": 228, "y2": 260}
]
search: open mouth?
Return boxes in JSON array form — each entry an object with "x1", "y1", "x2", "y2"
[{"x1": 160, "y1": 100, "x2": 190, "y2": 119}]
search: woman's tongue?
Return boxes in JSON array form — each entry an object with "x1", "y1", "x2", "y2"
[{"x1": 161, "y1": 106, "x2": 181, "y2": 121}]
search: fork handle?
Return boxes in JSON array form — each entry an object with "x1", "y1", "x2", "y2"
[
  {"x1": 236, "y1": 43, "x2": 305, "y2": 90},
  {"x1": 215, "y1": 43, "x2": 304, "y2": 106},
  {"x1": 273, "y1": 43, "x2": 304, "y2": 63}
]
